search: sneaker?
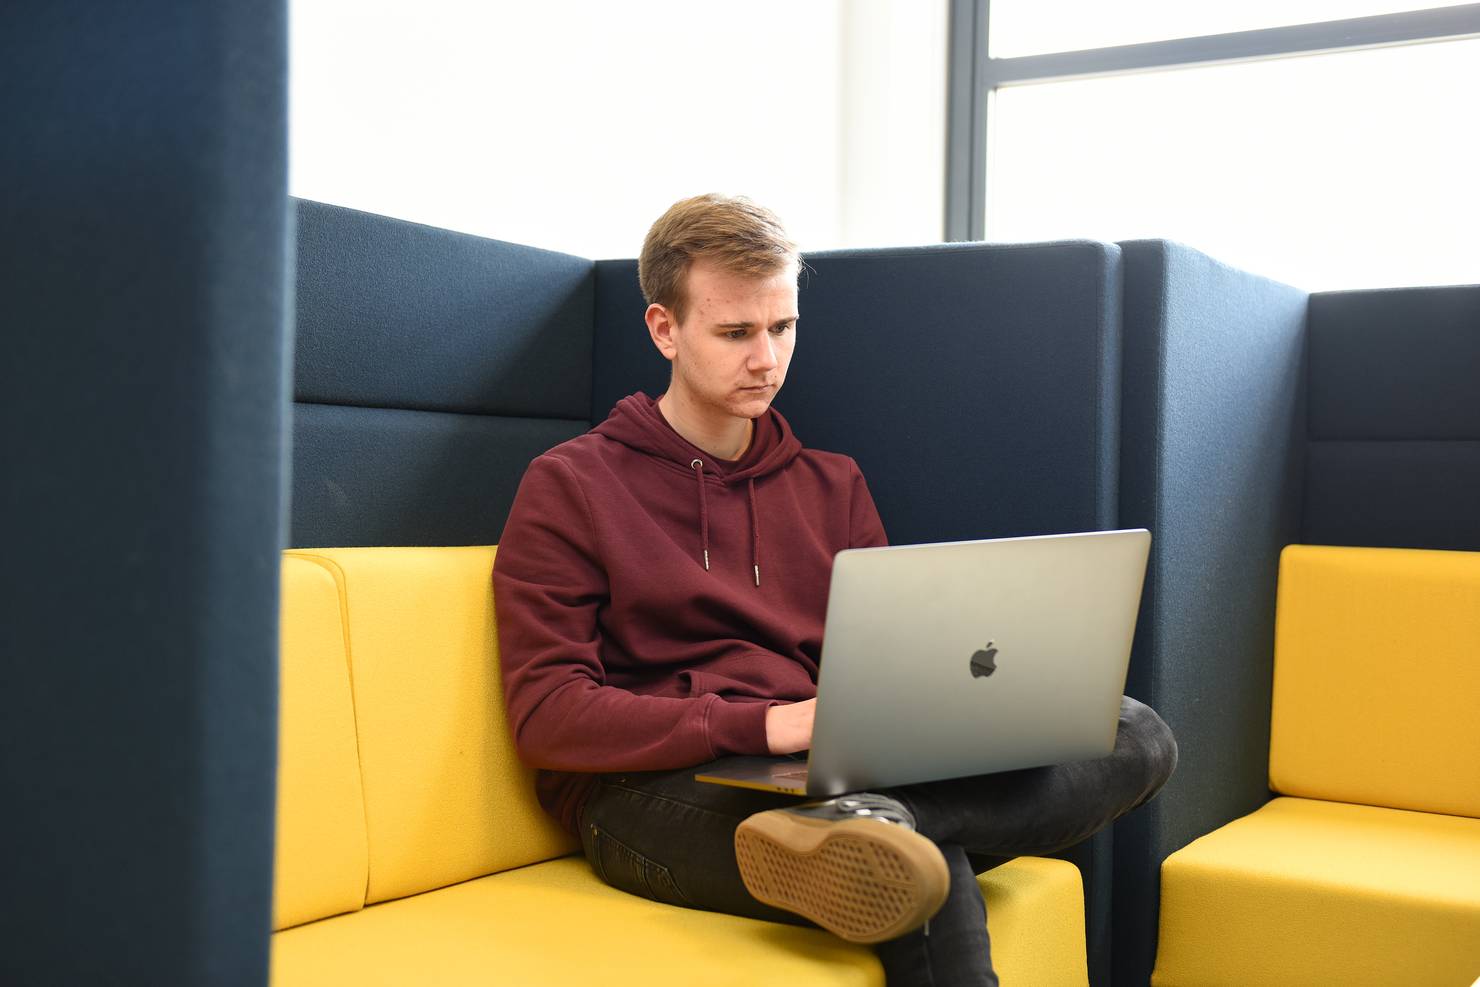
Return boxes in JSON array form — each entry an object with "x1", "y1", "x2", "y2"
[{"x1": 733, "y1": 793, "x2": 950, "y2": 944}]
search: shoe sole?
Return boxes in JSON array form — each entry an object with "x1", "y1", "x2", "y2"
[{"x1": 734, "y1": 811, "x2": 950, "y2": 944}]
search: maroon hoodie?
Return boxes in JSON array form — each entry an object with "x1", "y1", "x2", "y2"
[{"x1": 492, "y1": 392, "x2": 888, "y2": 835}]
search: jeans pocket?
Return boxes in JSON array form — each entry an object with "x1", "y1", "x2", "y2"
[{"x1": 586, "y1": 822, "x2": 693, "y2": 909}]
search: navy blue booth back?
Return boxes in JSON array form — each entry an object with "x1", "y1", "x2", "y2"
[
  {"x1": 1304, "y1": 284, "x2": 1480, "y2": 550},
  {"x1": 294, "y1": 202, "x2": 1126, "y2": 573},
  {"x1": 290, "y1": 200, "x2": 594, "y2": 547},
  {"x1": 593, "y1": 243, "x2": 1121, "y2": 543}
]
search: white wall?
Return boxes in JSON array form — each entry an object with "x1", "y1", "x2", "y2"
[
  {"x1": 840, "y1": 0, "x2": 949, "y2": 248},
  {"x1": 290, "y1": 1, "x2": 949, "y2": 259}
]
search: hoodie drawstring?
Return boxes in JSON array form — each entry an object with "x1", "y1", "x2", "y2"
[
  {"x1": 690, "y1": 459, "x2": 762, "y2": 588},
  {"x1": 691, "y1": 459, "x2": 710, "y2": 571},
  {"x1": 747, "y1": 478, "x2": 761, "y2": 587}
]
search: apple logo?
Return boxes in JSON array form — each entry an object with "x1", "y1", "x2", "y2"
[{"x1": 970, "y1": 641, "x2": 999, "y2": 678}]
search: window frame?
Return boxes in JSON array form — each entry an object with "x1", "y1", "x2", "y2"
[{"x1": 944, "y1": 0, "x2": 1480, "y2": 240}]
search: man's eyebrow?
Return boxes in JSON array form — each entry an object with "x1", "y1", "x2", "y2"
[{"x1": 714, "y1": 316, "x2": 799, "y2": 329}]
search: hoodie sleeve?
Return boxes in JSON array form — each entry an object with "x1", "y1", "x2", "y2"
[
  {"x1": 493, "y1": 454, "x2": 774, "y2": 773},
  {"x1": 848, "y1": 459, "x2": 889, "y2": 549}
]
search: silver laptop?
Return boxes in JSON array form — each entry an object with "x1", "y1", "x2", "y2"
[{"x1": 695, "y1": 528, "x2": 1150, "y2": 797}]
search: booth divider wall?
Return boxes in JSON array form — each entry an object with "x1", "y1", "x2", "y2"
[
  {"x1": 5, "y1": 4, "x2": 291, "y2": 984},
  {"x1": 1110, "y1": 240, "x2": 1309, "y2": 987}
]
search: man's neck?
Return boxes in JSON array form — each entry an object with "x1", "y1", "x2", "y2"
[{"x1": 657, "y1": 390, "x2": 753, "y2": 462}]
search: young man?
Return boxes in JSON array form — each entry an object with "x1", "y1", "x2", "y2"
[{"x1": 493, "y1": 194, "x2": 1177, "y2": 985}]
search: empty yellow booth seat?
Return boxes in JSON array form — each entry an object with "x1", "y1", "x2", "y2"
[
  {"x1": 1153, "y1": 546, "x2": 1480, "y2": 987},
  {"x1": 271, "y1": 547, "x2": 1091, "y2": 986}
]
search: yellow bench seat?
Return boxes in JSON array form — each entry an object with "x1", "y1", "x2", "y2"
[
  {"x1": 272, "y1": 854, "x2": 1088, "y2": 986},
  {"x1": 1153, "y1": 796, "x2": 1480, "y2": 987},
  {"x1": 272, "y1": 547, "x2": 1090, "y2": 985}
]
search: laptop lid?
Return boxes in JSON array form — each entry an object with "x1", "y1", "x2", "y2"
[{"x1": 802, "y1": 528, "x2": 1150, "y2": 797}]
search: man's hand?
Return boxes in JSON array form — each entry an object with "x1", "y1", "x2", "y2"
[{"x1": 765, "y1": 698, "x2": 816, "y2": 755}]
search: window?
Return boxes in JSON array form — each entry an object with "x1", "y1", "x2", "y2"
[{"x1": 950, "y1": 1, "x2": 1480, "y2": 288}]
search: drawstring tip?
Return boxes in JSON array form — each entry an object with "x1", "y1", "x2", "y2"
[
  {"x1": 703, "y1": 550, "x2": 710, "y2": 571},
  {"x1": 754, "y1": 564, "x2": 761, "y2": 587}
]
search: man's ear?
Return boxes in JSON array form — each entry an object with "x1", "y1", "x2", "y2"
[{"x1": 645, "y1": 303, "x2": 679, "y2": 363}]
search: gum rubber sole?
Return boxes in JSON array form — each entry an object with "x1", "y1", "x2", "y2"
[{"x1": 734, "y1": 811, "x2": 950, "y2": 944}]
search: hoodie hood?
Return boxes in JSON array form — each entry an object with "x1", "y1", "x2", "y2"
[
  {"x1": 592, "y1": 393, "x2": 804, "y2": 585},
  {"x1": 592, "y1": 393, "x2": 803, "y2": 482}
]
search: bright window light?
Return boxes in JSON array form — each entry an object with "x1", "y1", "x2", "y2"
[
  {"x1": 987, "y1": 38, "x2": 1480, "y2": 290},
  {"x1": 989, "y1": 0, "x2": 1477, "y2": 58}
]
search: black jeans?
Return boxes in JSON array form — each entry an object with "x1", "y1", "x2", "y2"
[{"x1": 577, "y1": 694, "x2": 1178, "y2": 986}]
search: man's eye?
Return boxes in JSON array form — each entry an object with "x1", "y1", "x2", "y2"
[
  {"x1": 727, "y1": 330, "x2": 747, "y2": 340},
  {"x1": 771, "y1": 323, "x2": 792, "y2": 335}
]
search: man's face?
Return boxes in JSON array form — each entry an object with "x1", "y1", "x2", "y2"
[{"x1": 652, "y1": 257, "x2": 799, "y2": 422}]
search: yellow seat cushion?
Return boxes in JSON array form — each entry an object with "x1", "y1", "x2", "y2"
[
  {"x1": 1153, "y1": 797, "x2": 1480, "y2": 987},
  {"x1": 272, "y1": 854, "x2": 1086, "y2": 987},
  {"x1": 273, "y1": 555, "x2": 369, "y2": 930},
  {"x1": 976, "y1": 856, "x2": 1089, "y2": 987},
  {"x1": 284, "y1": 547, "x2": 577, "y2": 906},
  {"x1": 1270, "y1": 544, "x2": 1480, "y2": 817}
]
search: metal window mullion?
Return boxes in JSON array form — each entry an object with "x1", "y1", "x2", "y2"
[{"x1": 945, "y1": 0, "x2": 988, "y2": 241}]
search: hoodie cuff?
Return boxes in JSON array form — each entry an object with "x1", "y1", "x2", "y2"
[{"x1": 706, "y1": 697, "x2": 778, "y2": 758}]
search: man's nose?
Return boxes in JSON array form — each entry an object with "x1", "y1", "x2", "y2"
[{"x1": 749, "y1": 334, "x2": 779, "y2": 372}]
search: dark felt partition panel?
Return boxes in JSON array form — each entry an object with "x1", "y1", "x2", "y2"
[
  {"x1": 1304, "y1": 441, "x2": 1480, "y2": 550},
  {"x1": 592, "y1": 258, "x2": 665, "y2": 413},
  {"x1": 3, "y1": 2, "x2": 289, "y2": 983},
  {"x1": 1113, "y1": 240, "x2": 1308, "y2": 987},
  {"x1": 291, "y1": 201, "x2": 599, "y2": 548},
  {"x1": 788, "y1": 243, "x2": 1122, "y2": 547},
  {"x1": 594, "y1": 241, "x2": 1124, "y2": 985},
  {"x1": 595, "y1": 242, "x2": 1122, "y2": 543},
  {"x1": 294, "y1": 198, "x2": 594, "y2": 420},
  {"x1": 292, "y1": 403, "x2": 588, "y2": 547},
  {"x1": 1308, "y1": 285, "x2": 1480, "y2": 440},
  {"x1": 1305, "y1": 284, "x2": 1480, "y2": 551}
]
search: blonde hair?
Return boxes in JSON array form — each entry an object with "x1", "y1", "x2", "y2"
[{"x1": 638, "y1": 194, "x2": 801, "y2": 322}]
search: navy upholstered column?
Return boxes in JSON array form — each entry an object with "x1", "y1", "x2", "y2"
[
  {"x1": 1113, "y1": 240, "x2": 1307, "y2": 987},
  {"x1": 3, "y1": 2, "x2": 290, "y2": 984}
]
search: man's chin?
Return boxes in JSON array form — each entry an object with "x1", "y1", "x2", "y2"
[{"x1": 731, "y1": 392, "x2": 777, "y2": 418}]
